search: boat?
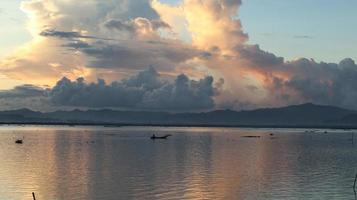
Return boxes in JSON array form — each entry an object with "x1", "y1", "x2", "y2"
[
  {"x1": 150, "y1": 134, "x2": 172, "y2": 140},
  {"x1": 15, "y1": 139, "x2": 23, "y2": 144},
  {"x1": 15, "y1": 136, "x2": 24, "y2": 144}
]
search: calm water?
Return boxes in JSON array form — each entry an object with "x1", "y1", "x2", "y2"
[{"x1": 0, "y1": 126, "x2": 357, "y2": 200}]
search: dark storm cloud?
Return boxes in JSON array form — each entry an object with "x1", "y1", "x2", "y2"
[
  {"x1": 75, "y1": 41, "x2": 202, "y2": 70},
  {"x1": 0, "y1": 85, "x2": 46, "y2": 98},
  {"x1": 41, "y1": 23, "x2": 198, "y2": 71},
  {"x1": 141, "y1": 74, "x2": 216, "y2": 111},
  {"x1": 236, "y1": 45, "x2": 284, "y2": 67},
  {"x1": 48, "y1": 67, "x2": 218, "y2": 111},
  {"x1": 0, "y1": 85, "x2": 49, "y2": 111},
  {"x1": 0, "y1": 68, "x2": 218, "y2": 111},
  {"x1": 280, "y1": 58, "x2": 357, "y2": 109},
  {"x1": 238, "y1": 44, "x2": 357, "y2": 109},
  {"x1": 39, "y1": 29, "x2": 114, "y2": 41},
  {"x1": 104, "y1": 19, "x2": 136, "y2": 32}
]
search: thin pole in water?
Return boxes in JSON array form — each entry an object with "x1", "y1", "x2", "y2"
[
  {"x1": 32, "y1": 192, "x2": 36, "y2": 200},
  {"x1": 354, "y1": 174, "x2": 357, "y2": 200},
  {"x1": 351, "y1": 132, "x2": 355, "y2": 145}
]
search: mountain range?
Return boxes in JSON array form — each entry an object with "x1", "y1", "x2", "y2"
[{"x1": 1, "y1": 103, "x2": 357, "y2": 128}]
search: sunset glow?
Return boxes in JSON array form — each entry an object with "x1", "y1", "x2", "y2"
[{"x1": 0, "y1": 0, "x2": 357, "y2": 111}]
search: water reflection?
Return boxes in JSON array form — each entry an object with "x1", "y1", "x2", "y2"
[{"x1": 0, "y1": 127, "x2": 356, "y2": 199}]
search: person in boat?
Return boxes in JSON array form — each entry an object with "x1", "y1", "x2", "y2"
[
  {"x1": 15, "y1": 136, "x2": 24, "y2": 144},
  {"x1": 15, "y1": 139, "x2": 23, "y2": 144},
  {"x1": 151, "y1": 134, "x2": 172, "y2": 139}
]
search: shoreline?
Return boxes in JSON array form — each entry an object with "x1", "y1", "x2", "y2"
[{"x1": 0, "y1": 122, "x2": 356, "y2": 130}]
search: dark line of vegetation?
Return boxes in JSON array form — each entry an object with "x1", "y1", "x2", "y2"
[{"x1": 1, "y1": 121, "x2": 357, "y2": 130}]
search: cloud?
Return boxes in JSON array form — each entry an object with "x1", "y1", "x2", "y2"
[
  {"x1": 1, "y1": 0, "x2": 357, "y2": 111},
  {"x1": 235, "y1": 45, "x2": 284, "y2": 67},
  {"x1": 40, "y1": 29, "x2": 92, "y2": 39},
  {"x1": 0, "y1": 0, "x2": 199, "y2": 85},
  {"x1": 0, "y1": 0, "x2": 209, "y2": 87},
  {"x1": 104, "y1": 18, "x2": 170, "y2": 34},
  {"x1": 63, "y1": 41, "x2": 91, "y2": 49},
  {"x1": 0, "y1": 68, "x2": 218, "y2": 111},
  {"x1": 39, "y1": 29, "x2": 114, "y2": 41},
  {"x1": 154, "y1": 0, "x2": 357, "y2": 110},
  {"x1": 153, "y1": 0, "x2": 248, "y2": 52},
  {"x1": 104, "y1": 19, "x2": 136, "y2": 32},
  {"x1": 78, "y1": 40, "x2": 203, "y2": 70},
  {"x1": 49, "y1": 67, "x2": 217, "y2": 111},
  {"x1": 293, "y1": 35, "x2": 315, "y2": 39},
  {"x1": 0, "y1": 85, "x2": 49, "y2": 111},
  {"x1": 97, "y1": 0, "x2": 160, "y2": 21},
  {"x1": 0, "y1": 84, "x2": 45, "y2": 98},
  {"x1": 223, "y1": 42, "x2": 357, "y2": 109},
  {"x1": 271, "y1": 58, "x2": 357, "y2": 109}
]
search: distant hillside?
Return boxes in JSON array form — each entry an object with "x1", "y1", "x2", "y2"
[
  {"x1": 0, "y1": 103, "x2": 356, "y2": 128},
  {"x1": 332, "y1": 114, "x2": 357, "y2": 124}
]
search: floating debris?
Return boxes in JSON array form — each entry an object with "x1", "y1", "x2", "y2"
[
  {"x1": 242, "y1": 136, "x2": 261, "y2": 138},
  {"x1": 305, "y1": 130, "x2": 318, "y2": 133}
]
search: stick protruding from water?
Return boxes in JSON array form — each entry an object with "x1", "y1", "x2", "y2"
[{"x1": 353, "y1": 174, "x2": 357, "y2": 191}]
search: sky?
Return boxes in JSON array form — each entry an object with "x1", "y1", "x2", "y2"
[
  {"x1": 0, "y1": 0, "x2": 356, "y2": 112},
  {"x1": 2, "y1": 0, "x2": 357, "y2": 63},
  {"x1": 0, "y1": 1, "x2": 29, "y2": 60}
]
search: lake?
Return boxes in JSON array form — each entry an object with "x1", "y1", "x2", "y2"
[{"x1": 0, "y1": 126, "x2": 356, "y2": 200}]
